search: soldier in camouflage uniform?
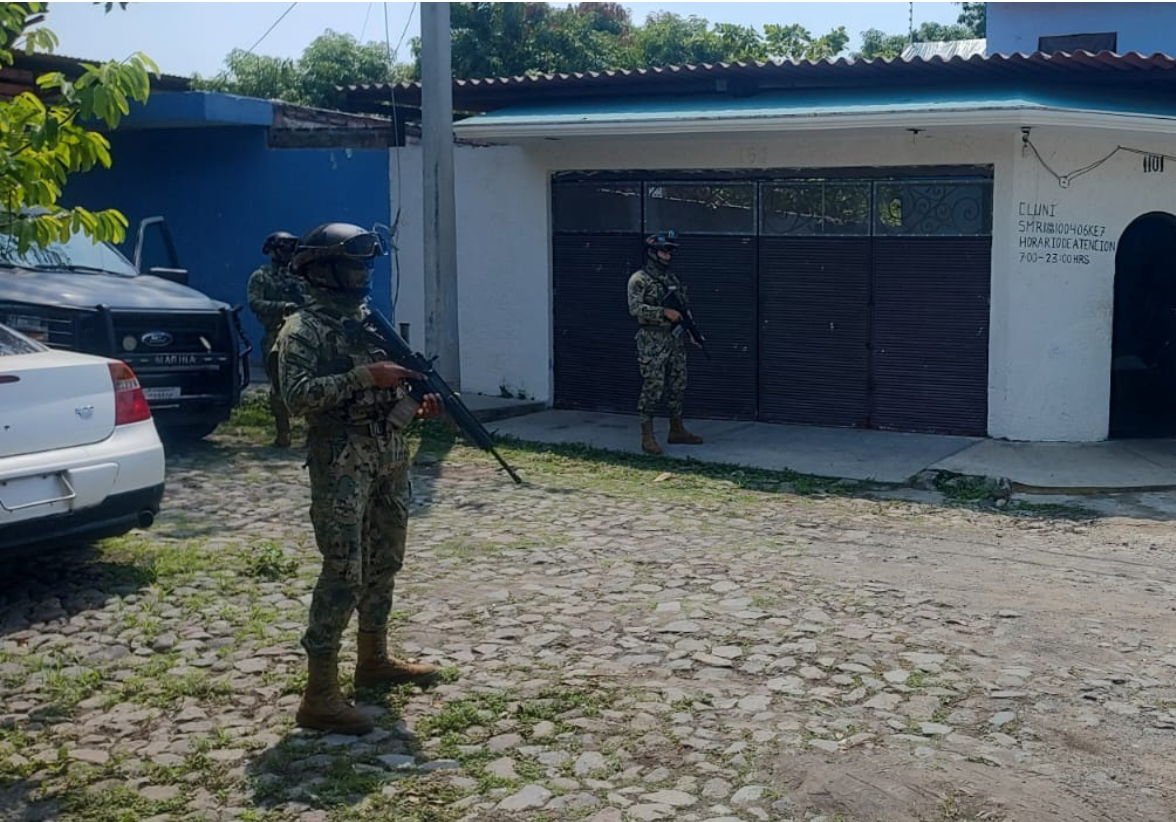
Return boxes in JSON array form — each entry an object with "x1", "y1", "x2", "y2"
[
  {"x1": 627, "y1": 231, "x2": 704, "y2": 455},
  {"x1": 248, "y1": 231, "x2": 305, "y2": 447},
  {"x1": 276, "y1": 222, "x2": 443, "y2": 736}
]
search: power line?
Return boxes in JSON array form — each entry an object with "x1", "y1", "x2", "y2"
[
  {"x1": 1023, "y1": 133, "x2": 1176, "y2": 189},
  {"x1": 391, "y1": 1, "x2": 418, "y2": 61},
  {"x1": 359, "y1": 1, "x2": 373, "y2": 43},
  {"x1": 245, "y1": 2, "x2": 298, "y2": 55}
]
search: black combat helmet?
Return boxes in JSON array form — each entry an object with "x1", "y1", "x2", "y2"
[
  {"x1": 292, "y1": 222, "x2": 387, "y2": 296},
  {"x1": 261, "y1": 231, "x2": 298, "y2": 257},
  {"x1": 645, "y1": 230, "x2": 679, "y2": 261}
]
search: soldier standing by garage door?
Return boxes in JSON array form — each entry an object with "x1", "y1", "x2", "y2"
[
  {"x1": 248, "y1": 231, "x2": 304, "y2": 447},
  {"x1": 276, "y1": 222, "x2": 444, "y2": 736},
  {"x1": 627, "y1": 231, "x2": 705, "y2": 455}
]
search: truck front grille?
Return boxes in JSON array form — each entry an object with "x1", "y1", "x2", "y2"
[
  {"x1": 0, "y1": 303, "x2": 79, "y2": 349},
  {"x1": 110, "y1": 312, "x2": 230, "y2": 356}
]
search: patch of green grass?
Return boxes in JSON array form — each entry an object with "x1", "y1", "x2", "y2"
[
  {"x1": 418, "y1": 420, "x2": 853, "y2": 502},
  {"x1": 416, "y1": 700, "x2": 490, "y2": 737},
  {"x1": 517, "y1": 687, "x2": 613, "y2": 724},
  {"x1": 245, "y1": 541, "x2": 300, "y2": 581},
  {"x1": 331, "y1": 775, "x2": 466, "y2": 822},
  {"x1": 432, "y1": 538, "x2": 489, "y2": 559},
  {"x1": 57, "y1": 784, "x2": 188, "y2": 822},
  {"x1": 302, "y1": 758, "x2": 387, "y2": 808},
  {"x1": 513, "y1": 757, "x2": 546, "y2": 782},
  {"x1": 228, "y1": 392, "x2": 274, "y2": 430},
  {"x1": 40, "y1": 664, "x2": 105, "y2": 714},
  {"x1": 416, "y1": 424, "x2": 1097, "y2": 525},
  {"x1": 116, "y1": 668, "x2": 234, "y2": 710},
  {"x1": 905, "y1": 670, "x2": 931, "y2": 688},
  {"x1": 98, "y1": 535, "x2": 217, "y2": 583},
  {"x1": 234, "y1": 602, "x2": 284, "y2": 642},
  {"x1": 933, "y1": 473, "x2": 1002, "y2": 505},
  {"x1": 436, "y1": 666, "x2": 461, "y2": 684},
  {"x1": 1004, "y1": 500, "x2": 1098, "y2": 520}
]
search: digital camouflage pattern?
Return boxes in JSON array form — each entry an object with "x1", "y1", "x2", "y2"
[
  {"x1": 248, "y1": 262, "x2": 306, "y2": 439},
  {"x1": 628, "y1": 259, "x2": 688, "y2": 422},
  {"x1": 276, "y1": 289, "x2": 413, "y2": 658}
]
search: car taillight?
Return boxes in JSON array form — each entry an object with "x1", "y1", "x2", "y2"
[{"x1": 108, "y1": 361, "x2": 152, "y2": 425}]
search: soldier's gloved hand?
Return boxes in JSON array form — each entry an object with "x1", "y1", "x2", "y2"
[
  {"x1": 363, "y1": 361, "x2": 422, "y2": 389},
  {"x1": 417, "y1": 393, "x2": 443, "y2": 419},
  {"x1": 281, "y1": 302, "x2": 298, "y2": 316},
  {"x1": 663, "y1": 308, "x2": 682, "y2": 323}
]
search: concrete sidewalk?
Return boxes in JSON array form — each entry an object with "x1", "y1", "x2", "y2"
[
  {"x1": 469, "y1": 403, "x2": 1176, "y2": 492},
  {"x1": 247, "y1": 369, "x2": 1176, "y2": 492}
]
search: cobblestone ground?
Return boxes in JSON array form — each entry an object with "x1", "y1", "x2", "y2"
[{"x1": 3, "y1": 404, "x2": 1176, "y2": 822}]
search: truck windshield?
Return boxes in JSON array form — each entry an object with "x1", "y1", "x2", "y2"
[{"x1": 0, "y1": 232, "x2": 139, "y2": 277}]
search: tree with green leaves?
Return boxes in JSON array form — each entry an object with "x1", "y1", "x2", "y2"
[
  {"x1": 0, "y1": 2, "x2": 155, "y2": 251},
  {"x1": 194, "y1": 30, "x2": 413, "y2": 109},
  {"x1": 957, "y1": 2, "x2": 987, "y2": 38},
  {"x1": 430, "y1": 4, "x2": 854, "y2": 77},
  {"x1": 763, "y1": 24, "x2": 850, "y2": 61},
  {"x1": 856, "y1": 12, "x2": 985, "y2": 61}
]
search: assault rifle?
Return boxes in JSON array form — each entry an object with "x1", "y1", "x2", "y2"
[
  {"x1": 663, "y1": 286, "x2": 710, "y2": 359},
  {"x1": 347, "y1": 307, "x2": 522, "y2": 485}
]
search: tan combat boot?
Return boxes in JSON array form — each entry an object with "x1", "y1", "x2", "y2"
[
  {"x1": 295, "y1": 655, "x2": 373, "y2": 735},
  {"x1": 668, "y1": 416, "x2": 704, "y2": 445},
  {"x1": 640, "y1": 420, "x2": 662, "y2": 455},
  {"x1": 355, "y1": 630, "x2": 440, "y2": 688}
]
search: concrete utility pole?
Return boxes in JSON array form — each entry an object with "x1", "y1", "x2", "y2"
[{"x1": 420, "y1": 1, "x2": 461, "y2": 388}]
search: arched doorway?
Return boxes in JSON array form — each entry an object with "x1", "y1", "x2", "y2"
[{"x1": 1110, "y1": 211, "x2": 1176, "y2": 438}]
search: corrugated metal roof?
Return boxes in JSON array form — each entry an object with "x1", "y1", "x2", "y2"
[
  {"x1": 342, "y1": 51, "x2": 1176, "y2": 114},
  {"x1": 462, "y1": 86, "x2": 1176, "y2": 127},
  {"x1": 453, "y1": 85, "x2": 1176, "y2": 140},
  {"x1": 901, "y1": 39, "x2": 987, "y2": 60},
  {"x1": 6, "y1": 51, "x2": 190, "y2": 91}
]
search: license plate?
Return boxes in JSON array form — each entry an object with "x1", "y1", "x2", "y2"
[
  {"x1": 0, "y1": 473, "x2": 72, "y2": 512},
  {"x1": 143, "y1": 386, "x2": 181, "y2": 401}
]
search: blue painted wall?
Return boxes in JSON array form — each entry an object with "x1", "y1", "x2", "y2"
[
  {"x1": 988, "y1": 2, "x2": 1176, "y2": 56},
  {"x1": 66, "y1": 122, "x2": 394, "y2": 363}
]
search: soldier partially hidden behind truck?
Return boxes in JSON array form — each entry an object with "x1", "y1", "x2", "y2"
[
  {"x1": 627, "y1": 230, "x2": 705, "y2": 455},
  {"x1": 248, "y1": 231, "x2": 304, "y2": 447}
]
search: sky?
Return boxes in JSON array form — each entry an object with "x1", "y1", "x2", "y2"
[{"x1": 40, "y1": 1, "x2": 965, "y2": 78}]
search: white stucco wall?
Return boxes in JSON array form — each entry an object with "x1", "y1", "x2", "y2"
[
  {"x1": 395, "y1": 121, "x2": 1176, "y2": 441},
  {"x1": 390, "y1": 144, "x2": 551, "y2": 400},
  {"x1": 991, "y1": 126, "x2": 1176, "y2": 441}
]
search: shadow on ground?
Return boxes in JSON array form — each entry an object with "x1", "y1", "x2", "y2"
[{"x1": 0, "y1": 544, "x2": 155, "y2": 641}]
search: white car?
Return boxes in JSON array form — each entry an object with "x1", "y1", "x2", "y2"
[{"x1": 0, "y1": 321, "x2": 165, "y2": 553}]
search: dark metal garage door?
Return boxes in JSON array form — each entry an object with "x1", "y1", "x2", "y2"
[
  {"x1": 552, "y1": 233, "x2": 643, "y2": 414},
  {"x1": 552, "y1": 171, "x2": 992, "y2": 436},
  {"x1": 552, "y1": 180, "x2": 757, "y2": 420},
  {"x1": 758, "y1": 237, "x2": 871, "y2": 427},
  {"x1": 872, "y1": 236, "x2": 991, "y2": 435}
]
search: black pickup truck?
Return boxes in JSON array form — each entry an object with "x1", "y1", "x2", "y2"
[{"x1": 0, "y1": 217, "x2": 250, "y2": 441}]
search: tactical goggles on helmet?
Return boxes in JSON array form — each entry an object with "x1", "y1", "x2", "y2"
[
  {"x1": 646, "y1": 230, "x2": 679, "y2": 252},
  {"x1": 262, "y1": 233, "x2": 298, "y2": 256},
  {"x1": 295, "y1": 231, "x2": 388, "y2": 267}
]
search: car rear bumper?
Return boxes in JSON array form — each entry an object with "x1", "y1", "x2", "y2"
[
  {"x1": 0, "y1": 419, "x2": 166, "y2": 552},
  {"x1": 0, "y1": 482, "x2": 164, "y2": 554}
]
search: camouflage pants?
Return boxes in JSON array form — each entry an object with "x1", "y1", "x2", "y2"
[
  {"x1": 636, "y1": 326, "x2": 687, "y2": 423},
  {"x1": 301, "y1": 427, "x2": 411, "y2": 658},
  {"x1": 262, "y1": 331, "x2": 290, "y2": 438}
]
